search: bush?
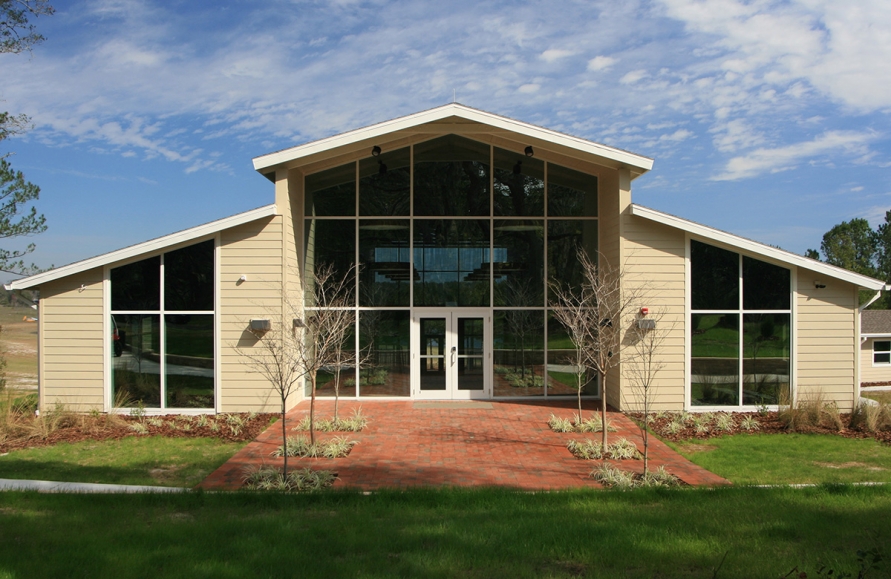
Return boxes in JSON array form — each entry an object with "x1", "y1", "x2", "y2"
[
  {"x1": 850, "y1": 400, "x2": 891, "y2": 433},
  {"x1": 11, "y1": 393, "x2": 37, "y2": 414},
  {"x1": 293, "y1": 408, "x2": 369, "y2": 432},
  {"x1": 272, "y1": 435, "x2": 357, "y2": 458},
  {"x1": 567, "y1": 438, "x2": 640, "y2": 460},
  {"x1": 592, "y1": 463, "x2": 680, "y2": 489},
  {"x1": 242, "y1": 465, "x2": 336, "y2": 492},
  {"x1": 548, "y1": 414, "x2": 574, "y2": 433},
  {"x1": 740, "y1": 415, "x2": 760, "y2": 432}
]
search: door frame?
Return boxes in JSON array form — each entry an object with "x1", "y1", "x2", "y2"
[{"x1": 411, "y1": 309, "x2": 491, "y2": 400}]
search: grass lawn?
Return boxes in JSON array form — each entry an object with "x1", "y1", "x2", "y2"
[
  {"x1": 862, "y1": 390, "x2": 891, "y2": 404},
  {"x1": 0, "y1": 306, "x2": 38, "y2": 389},
  {"x1": 670, "y1": 433, "x2": 891, "y2": 485},
  {"x1": 0, "y1": 486, "x2": 889, "y2": 578},
  {"x1": 0, "y1": 437, "x2": 246, "y2": 487}
]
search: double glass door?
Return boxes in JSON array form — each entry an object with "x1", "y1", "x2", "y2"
[{"x1": 412, "y1": 310, "x2": 490, "y2": 399}]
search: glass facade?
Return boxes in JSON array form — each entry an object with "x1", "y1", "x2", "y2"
[
  {"x1": 303, "y1": 135, "x2": 599, "y2": 397},
  {"x1": 110, "y1": 240, "x2": 215, "y2": 409},
  {"x1": 690, "y1": 240, "x2": 791, "y2": 407}
]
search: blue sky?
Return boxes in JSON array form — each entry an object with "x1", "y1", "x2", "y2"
[{"x1": 2, "y1": 0, "x2": 891, "y2": 280}]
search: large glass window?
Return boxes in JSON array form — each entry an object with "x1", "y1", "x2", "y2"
[
  {"x1": 303, "y1": 134, "x2": 600, "y2": 399},
  {"x1": 110, "y1": 240, "x2": 215, "y2": 409},
  {"x1": 690, "y1": 240, "x2": 790, "y2": 407}
]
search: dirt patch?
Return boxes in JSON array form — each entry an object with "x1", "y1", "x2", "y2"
[
  {"x1": 813, "y1": 461, "x2": 885, "y2": 471},
  {"x1": 681, "y1": 444, "x2": 718, "y2": 453}
]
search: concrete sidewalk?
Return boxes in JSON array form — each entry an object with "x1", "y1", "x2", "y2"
[{"x1": 0, "y1": 478, "x2": 188, "y2": 493}]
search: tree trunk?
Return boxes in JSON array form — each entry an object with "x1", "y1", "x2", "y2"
[
  {"x1": 281, "y1": 398, "x2": 288, "y2": 478},
  {"x1": 309, "y1": 373, "x2": 317, "y2": 445},
  {"x1": 601, "y1": 373, "x2": 608, "y2": 448},
  {"x1": 333, "y1": 364, "x2": 341, "y2": 421}
]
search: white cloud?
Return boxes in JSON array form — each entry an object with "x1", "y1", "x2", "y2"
[
  {"x1": 540, "y1": 49, "x2": 575, "y2": 62},
  {"x1": 713, "y1": 131, "x2": 877, "y2": 180},
  {"x1": 620, "y1": 69, "x2": 648, "y2": 84},
  {"x1": 586, "y1": 55, "x2": 616, "y2": 71},
  {"x1": 518, "y1": 83, "x2": 540, "y2": 94}
]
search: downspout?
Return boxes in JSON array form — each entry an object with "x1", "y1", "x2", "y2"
[{"x1": 855, "y1": 286, "x2": 889, "y2": 407}]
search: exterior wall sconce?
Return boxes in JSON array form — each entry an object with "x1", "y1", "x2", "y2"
[
  {"x1": 524, "y1": 146, "x2": 534, "y2": 157},
  {"x1": 814, "y1": 281, "x2": 826, "y2": 289},
  {"x1": 293, "y1": 318, "x2": 306, "y2": 329},
  {"x1": 371, "y1": 146, "x2": 382, "y2": 157}
]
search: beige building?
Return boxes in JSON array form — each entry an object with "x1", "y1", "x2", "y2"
[{"x1": 8, "y1": 104, "x2": 887, "y2": 414}]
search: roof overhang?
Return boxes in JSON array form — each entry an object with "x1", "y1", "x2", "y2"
[
  {"x1": 631, "y1": 204, "x2": 890, "y2": 291},
  {"x1": 253, "y1": 103, "x2": 654, "y2": 179},
  {"x1": 6, "y1": 204, "x2": 278, "y2": 290}
]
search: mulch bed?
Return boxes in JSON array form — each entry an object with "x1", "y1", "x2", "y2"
[
  {"x1": 0, "y1": 413, "x2": 277, "y2": 454},
  {"x1": 637, "y1": 412, "x2": 891, "y2": 445}
]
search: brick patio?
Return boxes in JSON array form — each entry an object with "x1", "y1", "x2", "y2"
[{"x1": 199, "y1": 399, "x2": 729, "y2": 490}]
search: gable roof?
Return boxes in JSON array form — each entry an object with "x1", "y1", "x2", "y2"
[
  {"x1": 6, "y1": 204, "x2": 278, "y2": 291},
  {"x1": 253, "y1": 103, "x2": 654, "y2": 177},
  {"x1": 862, "y1": 310, "x2": 891, "y2": 336},
  {"x1": 631, "y1": 204, "x2": 889, "y2": 291}
]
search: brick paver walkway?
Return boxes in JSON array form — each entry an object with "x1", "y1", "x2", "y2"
[{"x1": 199, "y1": 400, "x2": 729, "y2": 490}]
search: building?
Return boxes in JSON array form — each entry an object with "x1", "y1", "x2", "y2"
[{"x1": 8, "y1": 104, "x2": 887, "y2": 414}]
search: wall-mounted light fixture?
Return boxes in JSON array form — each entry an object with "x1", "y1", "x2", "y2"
[
  {"x1": 293, "y1": 318, "x2": 306, "y2": 329},
  {"x1": 371, "y1": 145, "x2": 382, "y2": 157},
  {"x1": 239, "y1": 275, "x2": 247, "y2": 282},
  {"x1": 250, "y1": 319, "x2": 272, "y2": 332},
  {"x1": 524, "y1": 146, "x2": 534, "y2": 157},
  {"x1": 814, "y1": 281, "x2": 826, "y2": 289}
]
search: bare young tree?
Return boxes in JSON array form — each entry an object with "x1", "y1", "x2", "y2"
[
  {"x1": 299, "y1": 263, "x2": 358, "y2": 444},
  {"x1": 623, "y1": 307, "x2": 673, "y2": 474},
  {"x1": 550, "y1": 249, "x2": 648, "y2": 448}
]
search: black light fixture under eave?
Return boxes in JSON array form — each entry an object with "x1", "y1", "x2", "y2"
[
  {"x1": 524, "y1": 146, "x2": 534, "y2": 157},
  {"x1": 371, "y1": 145, "x2": 382, "y2": 157}
]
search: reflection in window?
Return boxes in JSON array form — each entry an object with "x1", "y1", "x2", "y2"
[
  {"x1": 493, "y1": 220, "x2": 544, "y2": 307},
  {"x1": 110, "y1": 241, "x2": 215, "y2": 409},
  {"x1": 112, "y1": 314, "x2": 162, "y2": 408},
  {"x1": 413, "y1": 135, "x2": 490, "y2": 216},
  {"x1": 413, "y1": 220, "x2": 490, "y2": 307},
  {"x1": 743, "y1": 313, "x2": 790, "y2": 405},
  {"x1": 360, "y1": 147, "x2": 410, "y2": 216},
  {"x1": 547, "y1": 164, "x2": 597, "y2": 217},
  {"x1": 494, "y1": 311, "x2": 544, "y2": 397},
  {"x1": 359, "y1": 311, "x2": 410, "y2": 396},
  {"x1": 304, "y1": 218, "x2": 356, "y2": 305},
  {"x1": 493, "y1": 147, "x2": 544, "y2": 216},
  {"x1": 691, "y1": 240, "x2": 738, "y2": 310},
  {"x1": 743, "y1": 256, "x2": 790, "y2": 310},
  {"x1": 546, "y1": 312, "x2": 597, "y2": 397},
  {"x1": 305, "y1": 162, "x2": 356, "y2": 216},
  {"x1": 691, "y1": 314, "x2": 740, "y2": 406},
  {"x1": 547, "y1": 220, "x2": 597, "y2": 304},
  {"x1": 313, "y1": 312, "x2": 357, "y2": 398},
  {"x1": 111, "y1": 256, "x2": 160, "y2": 311},
  {"x1": 359, "y1": 220, "x2": 410, "y2": 307},
  {"x1": 165, "y1": 314, "x2": 214, "y2": 408}
]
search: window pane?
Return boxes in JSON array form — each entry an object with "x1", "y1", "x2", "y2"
[
  {"x1": 743, "y1": 313, "x2": 790, "y2": 405},
  {"x1": 419, "y1": 317, "x2": 447, "y2": 391},
  {"x1": 493, "y1": 147, "x2": 544, "y2": 216},
  {"x1": 359, "y1": 220, "x2": 410, "y2": 306},
  {"x1": 494, "y1": 220, "x2": 544, "y2": 307},
  {"x1": 547, "y1": 311, "x2": 597, "y2": 396},
  {"x1": 691, "y1": 240, "x2": 739, "y2": 311},
  {"x1": 165, "y1": 314, "x2": 214, "y2": 408},
  {"x1": 691, "y1": 314, "x2": 739, "y2": 406},
  {"x1": 359, "y1": 311, "x2": 409, "y2": 397},
  {"x1": 111, "y1": 314, "x2": 161, "y2": 408},
  {"x1": 304, "y1": 219, "x2": 356, "y2": 304},
  {"x1": 743, "y1": 256, "x2": 790, "y2": 310},
  {"x1": 359, "y1": 147, "x2": 410, "y2": 216},
  {"x1": 493, "y1": 310, "x2": 544, "y2": 397},
  {"x1": 413, "y1": 135, "x2": 490, "y2": 216},
  {"x1": 413, "y1": 219, "x2": 490, "y2": 307},
  {"x1": 111, "y1": 256, "x2": 160, "y2": 311},
  {"x1": 875, "y1": 353, "x2": 891, "y2": 364},
  {"x1": 305, "y1": 162, "x2": 356, "y2": 216},
  {"x1": 315, "y1": 311, "x2": 356, "y2": 398},
  {"x1": 547, "y1": 164, "x2": 597, "y2": 217},
  {"x1": 876, "y1": 341, "x2": 891, "y2": 352},
  {"x1": 164, "y1": 240, "x2": 214, "y2": 311},
  {"x1": 547, "y1": 220, "x2": 598, "y2": 305}
]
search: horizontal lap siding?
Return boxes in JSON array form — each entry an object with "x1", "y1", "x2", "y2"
[
  {"x1": 860, "y1": 338, "x2": 890, "y2": 384},
  {"x1": 219, "y1": 215, "x2": 285, "y2": 413},
  {"x1": 40, "y1": 269, "x2": 105, "y2": 411},
  {"x1": 620, "y1": 216, "x2": 687, "y2": 411},
  {"x1": 797, "y1": 268, "x2": 857, "y2": 410}
]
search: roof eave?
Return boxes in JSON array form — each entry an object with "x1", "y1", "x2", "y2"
[{"x1": 631, "y1": 204, "x2": 888, "y2": 291}]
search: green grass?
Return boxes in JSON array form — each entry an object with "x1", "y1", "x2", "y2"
[
  {"x1": 0, "y1": 436, "x2": 245, "y2": 487},
  {"x1": 671, "y1": 433, "x2": 891, "y2": 485},
  {"x1": 0, "y1": 486, "x2": 889, "y2": 578},
  {"x1": 862, "y1": 390, "x2": 891, "y2": 404}
]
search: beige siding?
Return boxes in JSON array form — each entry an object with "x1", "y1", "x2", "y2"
[
  {"x1": 619, "y1": 215, "x2": 687, "y2": 411},
  {"x1": 797, "y1": 268, "x2": 858, "y2": 410},
  {"x1": 218, "y1": 215, "x2": 287, "y2": 413},
  {"x1": 39, "y1": 268, "x2": 105, "y2": 411},
  {"x1": 860, "y1": 337, "x2": 891, "y2": 384}
]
